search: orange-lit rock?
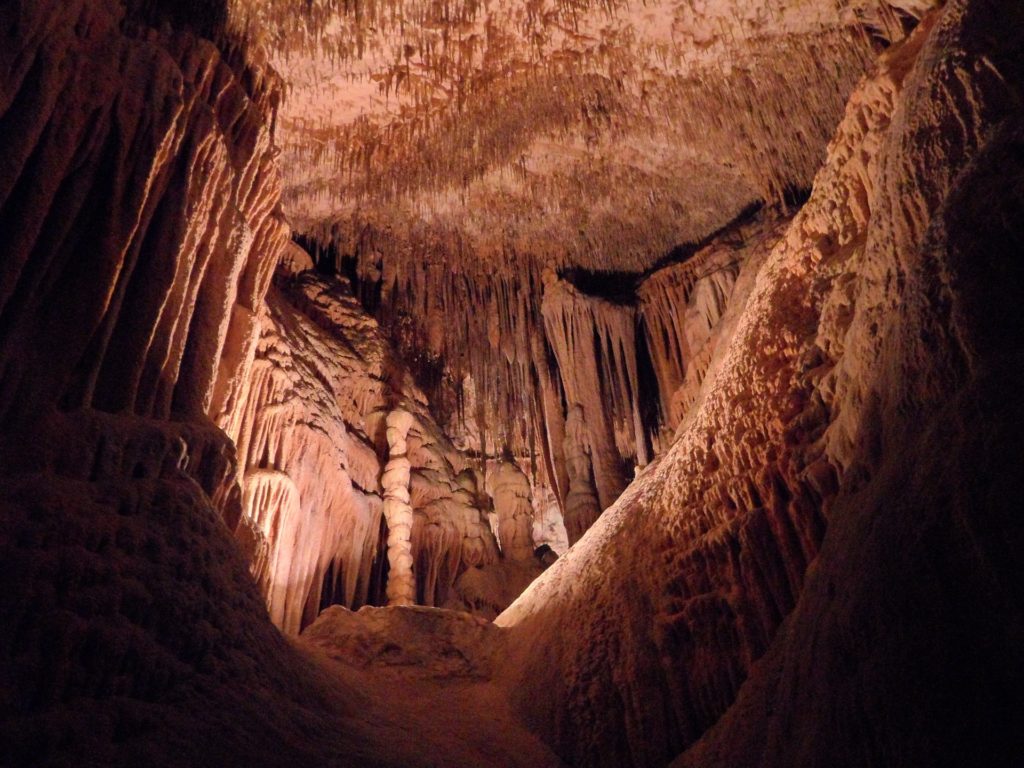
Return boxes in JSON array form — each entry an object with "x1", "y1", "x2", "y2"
[
  {"x1": 1, "y1": 0, "x2": 1021, "y2": 766},
  {"x1": 496, "y1": 5, "x2": 1024, "y2": 767},
  {"x1": 383, "y1": 408, "x2": 416, "y2": 606}
]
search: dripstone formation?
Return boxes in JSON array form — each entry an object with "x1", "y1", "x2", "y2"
[{"x1": 1, "y1": 0, "x2": 1021, "y2": 766}]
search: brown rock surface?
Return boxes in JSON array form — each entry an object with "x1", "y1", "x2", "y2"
[
  {"x1": 496, "y1": 3, "x2": 1024, "y2": 767},
  {"x1": 227, "y1": 0, "x2": 910, "y2": 522},
  {"x1": 1, "y1": 0, "x2": 1021, "y2": 766}
]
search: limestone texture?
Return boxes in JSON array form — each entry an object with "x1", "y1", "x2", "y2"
[{"x1": 1, "y1": 0, "x2": 1021, "y2": 766}]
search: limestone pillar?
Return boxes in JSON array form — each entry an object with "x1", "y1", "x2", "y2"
[
  {"x1": 382, "y1": 408, "x2": 416, "y2": 605},
  {"x1": 488, "y1": 460, "x2": 535, "y2": 562},
  {"x1": 563, "y1": 405, "x2": 602, "y2": 544}
]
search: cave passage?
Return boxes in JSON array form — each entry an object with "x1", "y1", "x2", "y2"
[{"x1": 1, "y1": 0, "x2": 1022, "y2": 766}]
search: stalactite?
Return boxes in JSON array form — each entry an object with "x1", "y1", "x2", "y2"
[
  {"x1": 530, "y1": 330, "x2": 571, "y2": 510},
  {"x1": 540, "y1": 274, "x2": 636, "y2": 509}
]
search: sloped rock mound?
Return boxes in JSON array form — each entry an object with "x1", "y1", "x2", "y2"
[{"x1": 303, "y1": 605, "x2": 501, "y2": 679}]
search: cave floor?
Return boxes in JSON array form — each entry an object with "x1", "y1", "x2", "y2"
[{"x1": 294, "y1": 606, "x2": 563, "y2": 767}]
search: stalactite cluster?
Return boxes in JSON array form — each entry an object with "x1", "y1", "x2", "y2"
[
  {"x1": 228, "y1": 0, "x2": 937, "y2": 548},
  {"x1": 194, "y1": 0, "x2": 925, "y2": 488},
  {"x1": 314, "y1": 207, "x2": 790, "y2": 549},
  {"x1": 220, "y1": 264, "x2": 556, "y2": 631},
  {"x1": 224, "y1": 279, "x2": 386, "y2": 633},
  {"x1": 638, "y1": 217, "x2": 789, "y2": 435}
]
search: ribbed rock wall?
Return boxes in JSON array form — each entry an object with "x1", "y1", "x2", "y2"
[
  {"x1": 676, "y1": 1, "x2": 1024, "y2": 764},
  {"x1": 0, "y1": 0, "x2": 286, "y2": 435},
  {"x1": 0, "y1": 2, "x2": 364, "y2": 764},
  {"x1": 638, "y1": 220, "x2": 787, "y2": 438},
  {"x1": 225, "y1": 264, "x2": 556, "y2": 630},
  {"x1": 496, "y1": 3, "x2": 1024, "y2": 766}
]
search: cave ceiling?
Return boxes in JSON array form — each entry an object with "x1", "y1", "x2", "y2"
[{"x1": 226, "y1": 0, "x2": 905, "y2": 276}]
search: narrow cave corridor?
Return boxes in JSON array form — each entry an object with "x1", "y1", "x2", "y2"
[{"x1": 1, "y1": 1, "x2": 1022, "y2": 766}]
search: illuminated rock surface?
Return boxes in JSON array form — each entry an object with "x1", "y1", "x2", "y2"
[{"x1": 1, "y1": 0, "x2": 1022, "y2": 766}]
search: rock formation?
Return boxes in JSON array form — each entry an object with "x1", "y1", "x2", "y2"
[
  {"x1": 382, "y1": 409, "x2": 416, "y2": 605},
  {"x1": 496, "y1": 5, "x2": 1024, "y2": 767},
  {"x1": 562, "y1": 405, "x2": 604, "y2": 545},
  {"x1": 227, "y1": 278, "x2": 383, "y2": 633},
  {"x1": 638, "y1": 218, "x2": 787, "y2": 435},
  {"x1": 530, "y1": 484, "x2": 569, "y2": 557},
  {"x1": 222, "y1": 262, "x2": 508, "y2": 630},
  {"x1": 488, "y1": 460, "x2": 537, "y2": 564},
  {"x1": 2, "y1": 0, "x2": 1022, "y2": 766}
]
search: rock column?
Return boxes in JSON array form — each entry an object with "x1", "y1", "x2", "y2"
[
  {"x1": 563, "y1": 405, "x2": 603, "y2": 544},
  {"x1": 382, "y1": 409, "x2": 416, "y2": 605},
  {"x1": 488, "y1": 461, "x2": 536, "y2": 562}
]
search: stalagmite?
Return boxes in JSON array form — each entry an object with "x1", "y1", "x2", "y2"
[
  {"x1": 383, "y1": 408, "x2": 416, "y2": 606},
  {"x1": 562, "y1": 406, "x2": 603, "y2": 544},
  {"x1": 487, "y1": 460, "x2": 536, "y2": 562}
]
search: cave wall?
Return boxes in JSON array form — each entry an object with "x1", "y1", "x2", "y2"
[
  {"x1": 676, "y1": 2, "x2": 1024, "y2": 763},
  {"x1": 0, "y1": 0, "x2": 285, "y2": 434},
  {"x1": 1, "y1": 0, "x2": 1020, "y2": 765},
  {"x1": 223, "y1": 259, "x2": 558, "y2": 632},
  {"x1": 496, "y1": 3, "x2": 1024, "y2": 766},
  {"x1": 0, "y1": 2, "x2": 366, "y2": 764}
]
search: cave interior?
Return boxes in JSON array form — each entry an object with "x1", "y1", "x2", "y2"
[{"x1": 1, "y1": 0, "x2": 1023, "y2": 766}]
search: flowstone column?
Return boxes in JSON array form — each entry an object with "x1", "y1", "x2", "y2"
[
  {"x1": 488, "y1": 460, "x2": 535, "y2": 562},
  {"x1": 563, "y1": 405, "x2": 602, "y2": 544},
  {"x1": 382, "y1": 408, "x2": 416, "y2": 605}
]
